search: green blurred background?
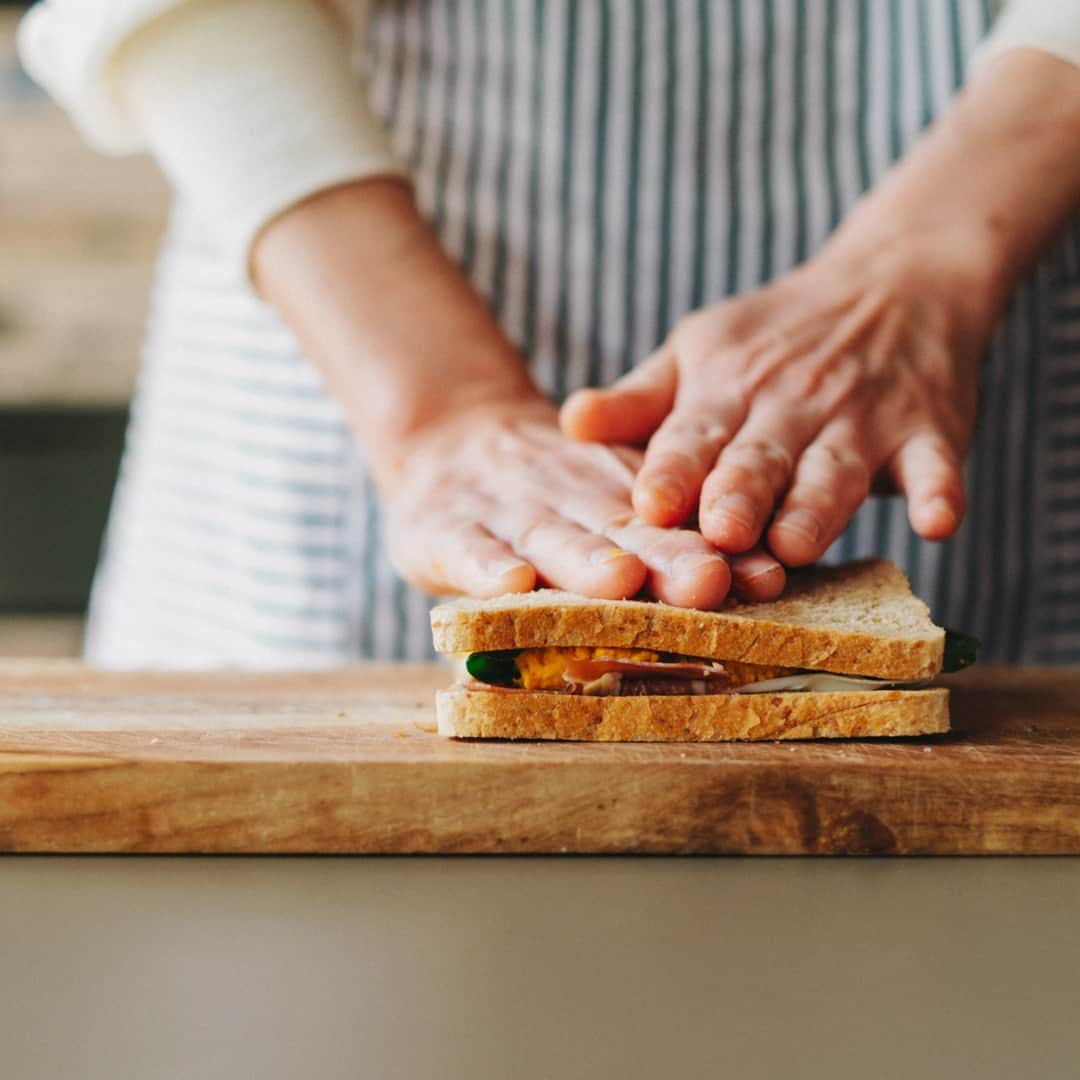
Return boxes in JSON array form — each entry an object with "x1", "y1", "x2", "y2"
[{"x1": 0, "y1": 410, "x2": 126, "y2": 609}]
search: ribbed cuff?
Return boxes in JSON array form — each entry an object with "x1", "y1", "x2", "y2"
[
  {"x1": 970, "y1": 0, "x2": 1080, "y2": 76},
  {"x1": 116, "y1": 0, "x2": 409, "y2": 283}
]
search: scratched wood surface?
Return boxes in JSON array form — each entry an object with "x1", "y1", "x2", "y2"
[{"x1": 0, "y1": 662, "x2": 1077, "y2": 854}]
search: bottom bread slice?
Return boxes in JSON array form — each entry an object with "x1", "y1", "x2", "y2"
[{"x1": 436, "y1": 687, "x2": 950, "y2": 741}]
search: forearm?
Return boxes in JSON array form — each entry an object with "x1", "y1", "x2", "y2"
[
  {"x1": 251, "y1": 179, "x2": 540, "y2": 486},
  {"x1": 826, "y1": 49, "x2": 1080, "y2": 338}
]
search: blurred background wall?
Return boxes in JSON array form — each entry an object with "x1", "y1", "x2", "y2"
[{"x1": 1, "y1": 3, "x2": 168, "y2": 655}]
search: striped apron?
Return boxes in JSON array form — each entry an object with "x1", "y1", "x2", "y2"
[{"x1": 85, "y1": 0, "x2": 1080, "y2": 669}]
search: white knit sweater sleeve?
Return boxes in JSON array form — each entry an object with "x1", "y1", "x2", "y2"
[
  {"x1": 15, "y1": 0, "x2": 1080, "y2": 279},
  {"x1": 973, "y1": 0, "x2": 1080, "y2": 72},
  {"x1": 16, "y1": 0, "x2": 407, "y2": 281}
]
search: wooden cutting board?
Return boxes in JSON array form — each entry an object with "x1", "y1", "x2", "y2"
[{"x1": 0, "y1": 661, "x2": 1077, "y2": 854}]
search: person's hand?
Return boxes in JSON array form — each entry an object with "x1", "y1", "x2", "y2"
[
  {"x1": 383, "y1": 395, "x2": 786, "y2": 605},
  {"x1": 563, "y1": 47, "x2": 1080, "y2": 569},
  {"x1": 560, "y1": 233, "x2": 992, "y2": 566},
  {"x1": 253, "y1": 182, "x2": 782, "y2": 608}
]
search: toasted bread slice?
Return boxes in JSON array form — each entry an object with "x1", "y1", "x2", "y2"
[
  {"x1": 431, "y1": 559, "x2": 943, "y2": 681},
  {"x1": 436, "y1": 686, "x2": 949, "y2": 741}
]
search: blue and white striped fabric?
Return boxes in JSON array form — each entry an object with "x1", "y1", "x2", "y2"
[{"x1": 85, "y1": 0, "x2": 1080, "y2": 668}]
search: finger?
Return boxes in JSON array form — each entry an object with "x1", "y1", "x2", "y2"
[
  {"x1": 888, "y1": 429, "x2": 966, "y2": 540},
  {"x1": 698, "y1": 413, "x2": 809, "y2": 553},
  {"x1": 767, "y1": 431, "x2": 873, "y2": 566},
  {"x1": 631, "y1": 396, "x2": 747, "y2": 527},
  {"x1": 490, "y1": 505, "x2": 648, "y2": 599},
  {"x1": 393, "y1": 519, "x2": 536, "y2": 598},
  {"x1": 559, "y1": 350, "x2": 678, "y2": 445},
  {"x1": 596, "y1": 513, "x2": 733, "y2": 609},
  {"x1": 729, "y1": 548, "x2": 787, "y2": 601},
  {"x1": 557, "y1": 492, "x2": 733, "y2": 608}
]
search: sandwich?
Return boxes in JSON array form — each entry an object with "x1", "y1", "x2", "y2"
[{"x1": 430, "y1": 558, "x2": 977, "y2": 741}]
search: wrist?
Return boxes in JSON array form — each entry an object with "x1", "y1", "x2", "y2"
[
  {"x1": 821, "y1": 49, "x2": 1080, "y2": 350},
  {"x1": 821, "y1": 209, "x2": 1008, "y2": 352},
  {"x1": 253, "y1": 178, "x2": 542, "y2": 467}
]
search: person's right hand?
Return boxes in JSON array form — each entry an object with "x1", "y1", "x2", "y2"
[
  {"x1": 252, "y1": 180, "x2": 783, "y2": 607},
  {"x1": 383, "y1": 395, "x2": 786, "y2": 607}
]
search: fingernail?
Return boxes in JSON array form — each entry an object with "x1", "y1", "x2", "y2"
[
  {"x1": 919, "y1": 496, "x2": 958, "y2": 535},
  {"x1": 673, "y1": 552, "x2": 726, "y2": 575},
  {"x1": 705, "y1": 493, "x2": 756, "y2": 533},
  {"x1": 642, "y1": 477, "x2": 688, "y2": 513},
  {"x1": 487, "y1": 556, "x2": 528, "y2": 577},
  {"x1": 592, "y1": 546, "x2": 635, "y2": 566},
  {"x1": 740, "y1": 563, "x2": 782, "y2": 583},
  {"x1": 774, "y1": 508, "x2": 821, "y2": 544},
  {"x1": 925, "y1": 496, "x2": 956, "y2": 522}
]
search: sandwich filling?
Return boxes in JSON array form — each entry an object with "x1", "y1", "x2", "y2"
[{"x1": 462, "y1": 647, "x2": 899, "y2": 696}]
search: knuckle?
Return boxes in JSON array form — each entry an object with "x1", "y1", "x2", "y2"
[
  {"x1": 704, "y1": 461, "x2": 771, "y2": 502},
  {"x1": 671, "y1": 307, "x2": 753, "y2": 367},
  {"x1": 509, "y1": 511, "x2": 561, "y2": 551},
  {"x1": 906, "y1": 428, "x2": 960, "y2": 468},
  {"x1": 785, "y1": 483, "x2": 855, "y2": 528},
  {"x1": 648, "y1": 442, "x2": 712, "y2": 475},
  {"x1": 802, "y1": 442, "x2": 871, "y2": 492},
  {"x1": 693, "y1": 414, "x2": 735, "y2": 445},
  {"x1": 748, "y1": 438, "x2": 794, "y2": 470},
  {"x1": 665, "y1": 414, "x2": 734, "y2": 453},
  {"x1": 788, "y1": 478, "x2": 842, "y2": 511},
  {"x1": 516, "y1": 522, "x2": 560, "y2": 551},
  {"x1": 726, "y1": 438, "x2": 794, "y2": 482},
  {"x1": 672, "y1": 307, "x2": 724, "y2": 348},
  {"x1": 662, "y1": 412, "x2": 735, "y2": 450}
]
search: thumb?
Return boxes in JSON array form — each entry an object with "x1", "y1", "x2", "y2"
[{"x1": 559, "y1": 350, "x2": 678, "y2": 445}]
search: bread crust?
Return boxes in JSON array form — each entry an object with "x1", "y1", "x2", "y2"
[
  {"x1": 437, "y1": 687, "x2": 950, "y2": 741},
  {"x1": 430, "y1": 560, "x2": 944, "y2": 681}
]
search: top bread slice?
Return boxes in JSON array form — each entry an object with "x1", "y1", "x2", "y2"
[{"x1": 430, "y1": 558, "x2": 944, "y2": 681}]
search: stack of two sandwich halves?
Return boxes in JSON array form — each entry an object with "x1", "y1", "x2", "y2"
[{"x1": 431, "y1": 560, "x2": 976, "y2": 742}]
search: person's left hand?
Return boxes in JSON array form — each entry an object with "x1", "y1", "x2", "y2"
[{"x1": 560, "y1": 233, "x2": 993, "y2": 566}]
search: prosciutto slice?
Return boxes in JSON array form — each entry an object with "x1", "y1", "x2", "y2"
[{"x1": 561, "y1": 657, "x2": 731, "y2": 686}]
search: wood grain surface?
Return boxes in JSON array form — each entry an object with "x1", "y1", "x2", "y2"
[{"x1": 0, "y1": 662, "x2": 1077, "y2": 854}]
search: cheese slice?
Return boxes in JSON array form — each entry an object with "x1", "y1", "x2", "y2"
[
  {"x1": 459, "y1": 647, "x2": 911, "y2": 695},
  {"x1": 730, "y1": 672, "x2": 901, "y2": 693},
  {"x1": 506, "y1": 647, "x2": 796, "y2": 691}
]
